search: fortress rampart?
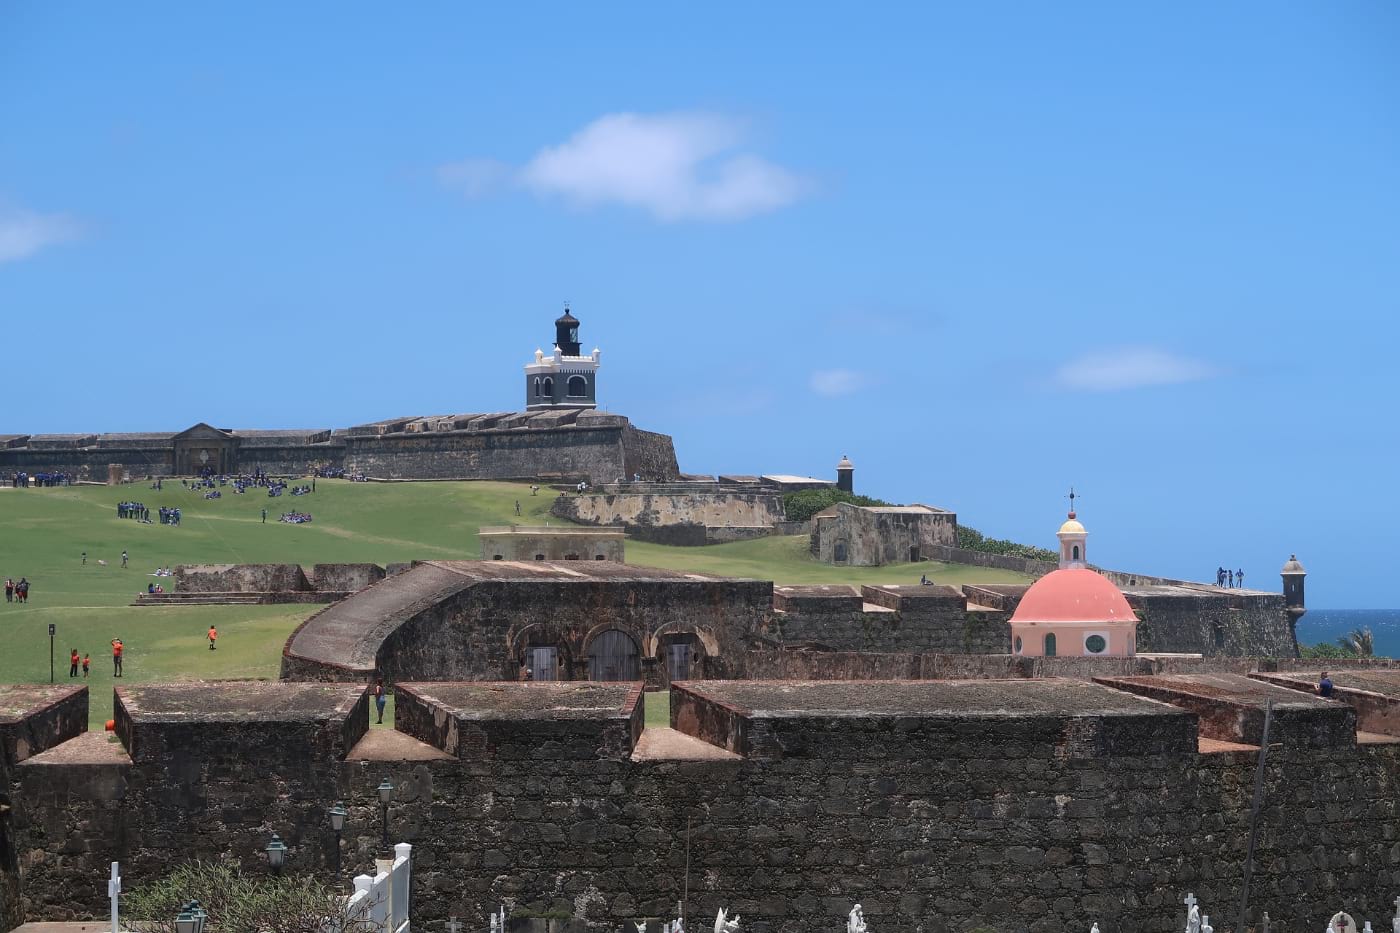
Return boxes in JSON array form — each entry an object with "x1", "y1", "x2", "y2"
[
  {"x1": 6, "y1": 675, "x2": 1400, "y2": 933},
  {"x1": 274, "y1": 561, "x2": 1301, "y2": 687},
  {"x1": 0, "y1": 412, "x2": 679, "y2": 484}
]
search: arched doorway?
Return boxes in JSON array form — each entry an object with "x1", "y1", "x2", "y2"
[{"x1": 587, "y1": 630, "x2": 640, "y2": 682}]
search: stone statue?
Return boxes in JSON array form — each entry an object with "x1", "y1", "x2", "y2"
[
  {"x1": 713, "y1": 909, "x2": 740, "y2": 933},
  {"x1": 847, "y1": 904, "x2": 867, "y2": 933},
  {"x1": 1090, "y1": 925, "x2": 1100, "y2": 933},
  {"x1": 635, "y1": 923, "x2": 647, "y2": 933},
  {"x1": 1186, "y1": 905, "x2": 1201, "y2": 933},
  {"x1": 1201, "y1": 916, "x2": 1213, "y2": 933}
]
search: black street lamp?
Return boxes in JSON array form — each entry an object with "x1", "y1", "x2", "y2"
[
  {"x1": 329, "y1": 801, "x2": 347, "y2": 873},
  {"x1": 377, "y1": 779, "x2": 394, "y2": 847},
  {"x1": 265, "y1": 833, "x2": 288, "y2": 875}
]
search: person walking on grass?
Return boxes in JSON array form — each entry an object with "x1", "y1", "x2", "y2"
[
  {"x1": 81, "y1": 551, "x2": 86, "y2": 565},
  {"x1": 16, "y1": 578, "x2": 28, "y2": 603},
  {"x1": 121, "y1": 550, "x2": 128, "y2": 569},
  {"x1": 261, "y1": 508, "x2": 266, "y2": 524},
  {"x1": 372, "y1": 678, "x2": 386, "y2": 724},
  {"x1": 3, "y1": 579, "x2": 11, "y2": 603},
  {"x1": 69, "y1": 649, "x2": 79, "y2": 678},
  {"x1": 208, "y1": 626, "x2": 217, "y2": 650},
  {"x1": 82, "y1": 654, "x2": 90, "y2": 678},
  {"x1": 111, "y1": 638, "x2": 124, "y2": 677}
]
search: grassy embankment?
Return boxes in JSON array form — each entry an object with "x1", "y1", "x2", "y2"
[{"x1": 0, "y1": 480, "x2": 1029, "y2": 728}]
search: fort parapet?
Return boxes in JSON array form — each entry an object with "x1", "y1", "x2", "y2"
[{"x1": 7, "y1": 677, "x2": 1400, "y2": 932}]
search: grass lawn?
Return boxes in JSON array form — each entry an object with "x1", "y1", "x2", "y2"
[{"x1": 0, "y1": 479, "x2": 1029, "y2": 729}]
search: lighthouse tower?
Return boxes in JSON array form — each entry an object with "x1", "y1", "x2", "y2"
[{"x1": 525, "y1": 305, "x2": 600, "y2": 411}]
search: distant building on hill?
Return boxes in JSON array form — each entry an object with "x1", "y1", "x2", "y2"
[
  {"x1": 479, "y1": 525, "x2": 625, "y2": 562},
  {"x1": 0, "y1": 306, "x2": 679, "y2": 484},
  {"x1": 811, "y1": 501, "x2": 958, "y2": 566}
]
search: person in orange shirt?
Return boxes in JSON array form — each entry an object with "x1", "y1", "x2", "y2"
[
  {"x1": 111, "y1": 639, "x2": 123, "y2": 677},
  {"x1": 208, "y1": 626, "x2": 217, "y2": 650},
  {"x1": 69, "y1": 649, "x2": 79, "y2": 678},
  {"x1": 82, "y1": 654, "x2": 90, "y2": 678}
]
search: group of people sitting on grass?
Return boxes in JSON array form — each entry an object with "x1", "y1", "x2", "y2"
[
  {"x1": 279, "y1": 511, "x2": 313, "y2": 524},
  {"x1": 145, "y1": 582, "x2": 165, "y2": 594},
  {"x1": 204, "y1": 490, "x2": 221, "y2": 500},
  {"x1": 289, "y1": 484, "x2": 312, "y2": 496}
]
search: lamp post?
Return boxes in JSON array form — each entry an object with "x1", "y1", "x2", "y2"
[
  {"x1": 265, "y1": 833, "x2": 288, "y2": 875},
  {"x1": 377, "y1": 779, "x2": 394, "y2": 847},
  {"x1": 329, "y1": 801, "x2": 347, "y2": 873}
]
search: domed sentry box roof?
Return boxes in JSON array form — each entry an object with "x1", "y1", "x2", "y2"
[
  {"x1": 555, "y1": 307, "x2": 579, "y2": 327},
  {"x1": 1011, "y1": 568, "x2": 1136, "y2": 624},
  {"x1": 1281, "y1": 555, "x2": 1307, "y2": 575}
]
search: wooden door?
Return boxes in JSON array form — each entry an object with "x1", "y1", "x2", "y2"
[{"x1": 587, "y1": 630, "x2": 639, "y2": 682}]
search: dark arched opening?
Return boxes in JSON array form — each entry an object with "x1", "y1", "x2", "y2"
[
  {"x1": 567, "y1": 375, "x2": 587, "y2": 397},
  {"x1": 587, "y1": 630, "x2": 640, "y2": 682}
]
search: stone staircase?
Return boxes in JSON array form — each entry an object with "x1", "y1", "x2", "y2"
[{"x1": 131, "y1": 592, "x2": 264, "y2": 607}]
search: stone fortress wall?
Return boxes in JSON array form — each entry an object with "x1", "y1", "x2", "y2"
[
  {"x1": 272, "y1": 561, "x2": 1300, "y2": 689},
  {"x1": 7, "y1": 674, "x2": 1400, "y2": 933},
  {"x1": 0, "y1": 412, "x2": 679, "y2": 485}
]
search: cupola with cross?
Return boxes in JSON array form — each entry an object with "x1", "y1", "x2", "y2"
[
  {"x1": 525, "y1": 304, "x2": 600, "y2": 411},
  {"x1": 1058, "y1": 487, "x2": 1087, "y2": 568}
]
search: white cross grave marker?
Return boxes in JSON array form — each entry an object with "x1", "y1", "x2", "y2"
[{"x1": 108, "y1": 862, "x2": 121, "y2": 933}]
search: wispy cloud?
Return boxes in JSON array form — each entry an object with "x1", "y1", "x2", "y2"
[
  {"x1": 0, "y1": 207, "x2": 83, "y2": 263},
  {"x1": 1054, "y1": 347, "x2": 1219, "y2": 392},
  {"x1": 810, "y1": 369, "x2": 870, "y2": 397},
  {"x1": 440, "y1": 112, "x2": 808, "y2": 222}
]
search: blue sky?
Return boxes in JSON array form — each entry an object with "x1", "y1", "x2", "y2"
[{"x1": 2, "y1": 3, "x2": 1397, "y2": 608}]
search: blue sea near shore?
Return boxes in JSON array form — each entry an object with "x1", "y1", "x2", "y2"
[{"x1": 1295, "y1": 609, "x2": 1400, "y2": 658}]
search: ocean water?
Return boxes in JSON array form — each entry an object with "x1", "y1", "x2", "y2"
[{"x1": 1295, "y1": 609, "x2": 1400, "y2": 658}]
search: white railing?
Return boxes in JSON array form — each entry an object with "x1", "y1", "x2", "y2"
[{"x1": 346, "y1": 843, "x2": 412, "y2": 933}]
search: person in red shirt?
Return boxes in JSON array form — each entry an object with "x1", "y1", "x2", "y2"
[
  {"x1": 82, "y1": 654, "x2": 90, "y2": 678},
  {"x1": 208, "y1": 626, "x2": 218, "y2": 650},
  {"x1": 69, "y1": 649, "x2": 79, "y2": 678},
  {"x1": 112, "y1": 639, "x2": 124, "y2": 677}
]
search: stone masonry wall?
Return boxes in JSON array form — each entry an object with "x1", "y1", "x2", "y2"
[
  {"x1": 375, "y1": 579, "x2": 772, "y2": 687},
  {"x1": 343, "y1": 427, "x2": 633, "y2": 482},
  {"x1": 175, "y1": 563, "x2": 312, "y2": 593},
  {"x1": 620, "y1": 426, "x2": 681, "y2": 483},
  {"x1": 1134, "y1": 593, "x2": 1298, "y2": 658},
  {"x1": 552, "y1": 491, "x2": 785, "y2": 529},
  {"x1": 11, "y1": 692, "x2": 1400, "y2": 933},
  {"x1": 768, "y1": 603, "x2": 1010, "y2": 654}
]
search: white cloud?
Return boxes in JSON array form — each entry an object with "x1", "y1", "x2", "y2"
[
  {"x1": 810, "y1": 369, "x2": 869, "y2": 397},
  {"x1": 436, "y1": 158, "x2": 511, "y2": 198},
  {"x1": 1054, "y1": 347, "x2": 1219, "y2": 392},
  {"x1": 441, "y1": 112, "x2": 808, "y2": 222},
  {"x1": 0, "y1": 207, "x2": 82, "y2": 263}
]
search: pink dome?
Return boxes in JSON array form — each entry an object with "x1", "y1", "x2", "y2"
[{"x1": 1010, "y1": 568, "x2": 1136, "y2": 625}]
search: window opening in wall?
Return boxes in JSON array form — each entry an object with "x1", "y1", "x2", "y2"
[
  {"x1": 834, "y1": 542, "x2": 848, "y2": 563},
  {"x1": 587, "y1": 630, "x2": 640, "y2": 682},
  {"x1": 909, "y1": 546, "x2": 920, "y2": 563},
  {"x1": 492, "y1": 555, "x2": 504, "y2": 560},
  {"x1": 1085, "y1": 634, "x2": 1107, "y2": 654},
  {"x1": 668, "y1": 642, "x2": 693, "y2": 681},
  {"x1": 1013, "y1": 635, "x2": 1023, "y2": 654},
  {"x1": 565, "y1": 554, "x2": 580, "y2": 561},
  {"x1": 534, "y1": 554, "x2": 545, "y2": 561},
  {"x1": 542, "y1": 377, "x2": 553, "y2": 397},
  {"x1": 1072, "y1": 545, "x2": 1080, "y2": 560},
  {"x1": 1213, "y1": 621, "x2": 1225, "y2": 649},
  {"x1": 1044, "y1": 632, "x2": 1057, "y2": 656},
  {"x1": 533, "y1": 377, "x2": 541, "y2": 397},
  {"x1": 567, "y1": 375, "x2": 587, "y2": 397},
  {"x1": 595, "y1": 554, "x2": 606, "y2": 560}
]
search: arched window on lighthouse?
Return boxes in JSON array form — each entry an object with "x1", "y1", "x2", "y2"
[
  {"x1": 533, "y1": 377, "x2": 542, "y2": 398},
  {"x1": 567, "y1": 375, "x2": 587, "y2": 397},
  {"x1": 542, "y1": 377, "x2": 553, "y2": 397},
  {"x1": 1072, "y1": 545, "x2": 1080, "y2": 561}
]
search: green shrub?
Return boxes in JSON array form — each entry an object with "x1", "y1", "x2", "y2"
[
  {"x1": 1299, "y1": 641, "x2": 1356, "y2": 660},
  {"x1": 125, "y1": 861, "x2": 370, "y2": 933},
  {"x1": 957, "y1": 524, "x2": 1056, "y2": 563},
  {"x1": 782, "y1": 489, "x2": 894, "y2": 523}
]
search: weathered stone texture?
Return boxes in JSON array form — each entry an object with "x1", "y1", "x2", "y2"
[
  {"x1": 175, "y1": 563, "x2": 313, "y2": 593},
  {"x1": 551, "y1": 491, "x2": 785, "y2": 529},
  {"x1": 811, "y1": 502, "x2": 957, "y2": 566},
  {"x1": 11, "y1": 680, "x2": 1400, "y2": 933}
]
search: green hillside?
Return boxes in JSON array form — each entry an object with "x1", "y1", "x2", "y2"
[{"x1": 0, "y1": 479, "x2": 1030, "y2": 727}]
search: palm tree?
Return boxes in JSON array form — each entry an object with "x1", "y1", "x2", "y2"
[{"x1": 1338, "y1": 627, "x2": 1375, "y2": 657}]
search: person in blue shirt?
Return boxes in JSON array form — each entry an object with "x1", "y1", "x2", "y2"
[{"x1": 1318, "y1": 672, "x2": 1334, "y2": 698}]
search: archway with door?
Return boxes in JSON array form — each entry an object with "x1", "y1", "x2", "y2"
[
  {"x1": 646, "y1": 624, "x2": 719, "y2": 685},
  {"x1": 584, "y1": 628, "x2": 640, "y2": 682},
  {"x1": 511, "y1": 624, "x2": 574, "y2": 681}
]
